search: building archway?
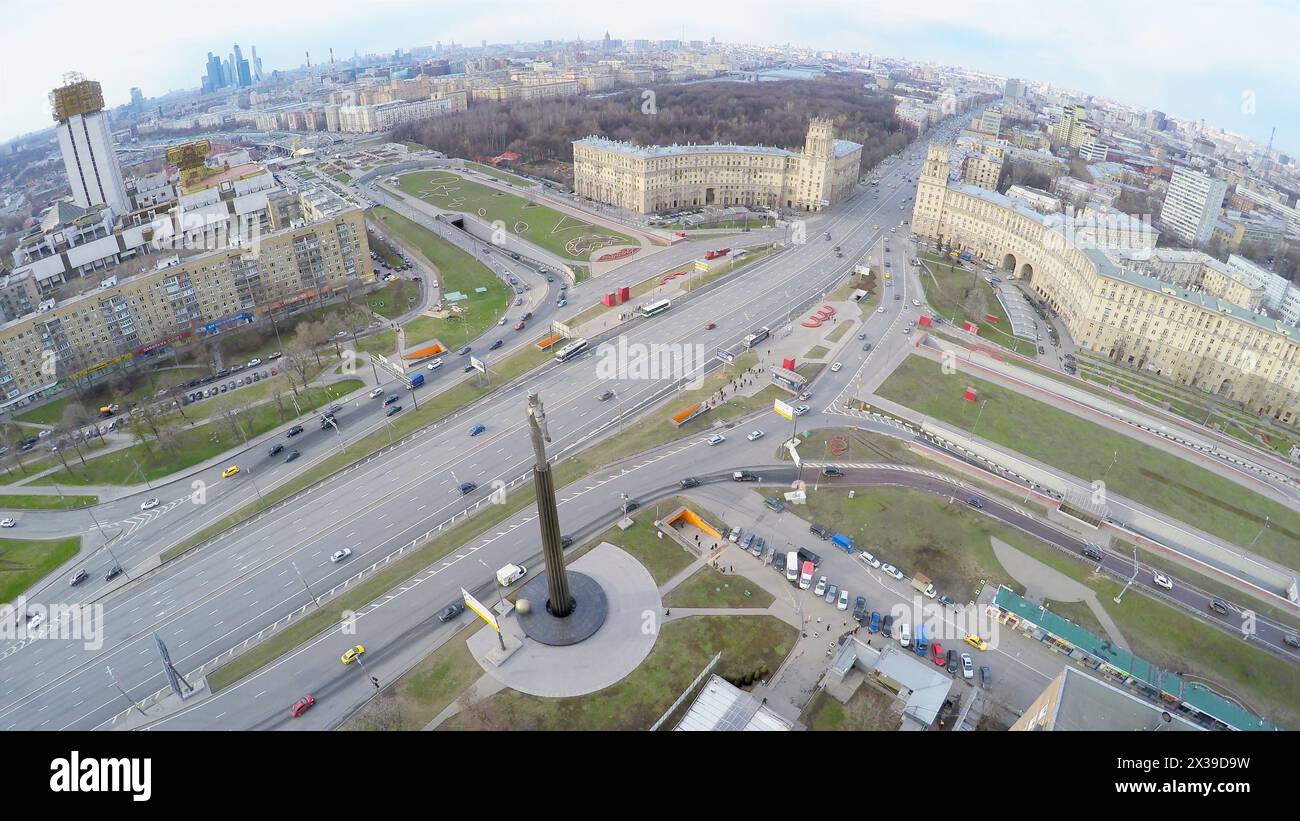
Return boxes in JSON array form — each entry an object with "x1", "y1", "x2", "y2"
[
  {"x1": 1019, "y1": 262, "x2": 1034, "y2": 281},
  {"x1": 1001, "y1": 253, "x2": 1016, "y2": 273},
  {"x1": 1218, "y1": 378, "x2": 1232, "y2": 396}
]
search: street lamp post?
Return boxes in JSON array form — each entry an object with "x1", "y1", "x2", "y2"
[{"x1": 1113, "y1": 544, "x2": 1140, "y2": 604}]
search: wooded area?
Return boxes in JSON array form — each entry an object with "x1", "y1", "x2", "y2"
[{"x1": 395, "y1": 73, "x2": 912, "y2": 185}]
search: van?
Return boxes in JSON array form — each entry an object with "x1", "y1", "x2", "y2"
[
  {"x1": 798, "y1": 561, "x2": 815, "y2": 590},
  {"x1": 495, "y1": 563, "x2": 527, "y2": 587},
  {"x1": 785, "y1": 552, "x2": 799, "y2": 582}
]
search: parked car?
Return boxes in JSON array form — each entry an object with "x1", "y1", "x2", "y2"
[
  {"x1": 964, "y1": 634, "x2": 987, "y2": 651},
  {"x1": 946, "y1": 649, "x2": 958, "y2": 674},
  {"x1": 814, "y1": 576, "x2": 828, "y2": 597},
  {"x1": 809, "y1": 524, "x2": 831, "y2": 540},
  {"x1": 961, "y1": 653, "x2": 975, "y2": 679},
  {"x1": 979, "y1": 666, "x2": 991, "y2": 689},
  {"x1": 933, "y1": 643, "x2": 945, "y2": 666},
  {"x1": 880, "y1": 563, "x2": 904, "y2": 580},
  {"x1": 852, "y1": 596, "x2": 867, "y2": 621},
  {"x1": 836, "y1": 589, "x2": 849, "y2": 611},
  {"x1": 881, "y1": 614, "x2": 893, "y2": 637},
  {"x1": 858, "y1": 551, "x2": 880, "y2": 569}
]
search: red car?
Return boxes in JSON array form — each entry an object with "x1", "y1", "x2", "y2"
[
  {"x1": 932, "y1": 643, "x2": 945, "y2": 666},
  {"x1": 290, "y1": 694, "x2": 316, "y2": 718},
  {"x1": 704, "y1": 322, "x2": 716, "y2": 330}
]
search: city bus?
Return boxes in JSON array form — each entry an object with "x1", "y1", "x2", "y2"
[
  {"x1": 637, "y1": 298, "x2": 672, "y2": 318},
  {"x1": 741, "y1": 327, "x2": 770, "y2": 349},
  {"x1": 553, "y1": 338, "x2": 589, "y2": 362}
]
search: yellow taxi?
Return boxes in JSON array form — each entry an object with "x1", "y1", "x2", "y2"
[
  {"x1": 964, "y1": 634, "x2": 987, "y2": 651},
  {"x1": 340, "y1": 644, "x2": 365, "y2": 665},
  {"x1": 220, "y1": 465, "x2": 240, "y2": 479}
]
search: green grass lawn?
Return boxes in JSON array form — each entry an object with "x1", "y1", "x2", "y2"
[
  {"x1": 371, "y1": 206, "x2": 508, "y2": 349},
  {"x1": 805, "y1": 345, "x2": 830, "y2": 360},
  {"x1": 587, "y1": 495, "x2": 721, "y2": 584},
  {"x1": 0, "y1": 493, "x2": 98, "y2": 510},
  {"x1": 877, "y1": 354, "x2": 1300, "y2": 567},
  {"x1": 803, "y1": 686, "x2": 900, "y2": 731},
  {"x1": 332, "y1": 172, "x2": 352, "y2": 184},
  {"x1": 438, "y1": 615, "x2": 796, "y2": 730},
  {"x1": 663, "y1": 566, "x2": 775, "y2": 609},
  {"x1": 395, "y1": 171, "x2": 635, "y2": 261},
  {"x1": 918, "y1": 254, "x2": 1036, "y2": 357},
  {"x1": 34, "y1": 380, "x2": 363, "y2": 486},
  {"x1": 0, "y1": 535, "x2": 81, "y2": 605},
  {"x1": 366, "y1": 280, "x2": 419, "y2": 319},
  {"x1": 777, "y1": 426, "x2": 924, "y2": 466}
]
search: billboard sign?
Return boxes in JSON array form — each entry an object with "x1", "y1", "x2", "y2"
[
  {"x1": 461, "y1": 587, "x2": 500, "y2": 632},
  {"x1": 773, "y1": 398, "x2": 795, "y2": 420},
  {"x1": 470, "y1": 355, "x2": 487, "y2": 374}
]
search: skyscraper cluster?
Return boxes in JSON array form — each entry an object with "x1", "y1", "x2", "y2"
[{"x1": 202, "y1": 44, "x2": 262, "y2": 93}]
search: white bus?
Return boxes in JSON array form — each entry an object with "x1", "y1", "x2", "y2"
[
  {"x1": 637, "y1": 299, "x2": 672, "y2": 318},
  {"x1": 554, "y1": 338, "x2": 589, "y2": 362}
]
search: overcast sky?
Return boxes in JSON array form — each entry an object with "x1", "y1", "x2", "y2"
[{"x1": 2, "y1": 0, "x2": 1297, "y2": 153}]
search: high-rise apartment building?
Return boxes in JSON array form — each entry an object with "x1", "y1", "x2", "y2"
[
  {"x1": 1003, "y1": 78, "x2": 1022, "y2": 99},
  {"x1": 1160, "y1": 167, "x2": 1228, "y2": 246},
  {"x1": 1051, "y1": 104, "x2": 1099, "y2": 149},
  {"x1": 50, "y1": 76, "x2": 130, "y2": 217}
]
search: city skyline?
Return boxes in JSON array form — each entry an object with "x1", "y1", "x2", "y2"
[{"x1": 0, "y1": 0, "x2": 1297, "y2": 155}]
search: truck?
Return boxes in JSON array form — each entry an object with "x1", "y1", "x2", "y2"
[
  {"x1": 831, "y1": 532, "x2": 854, "y2": 551},
  {"x1": 741, "y1": 327, "x2": 770, "y2": 349},
  {"x1": 798, "y1": 560, "x2": 814, "y2": 590},
  {"x1": 911, "y1": 572, "x2": 937, "y2": 599},
  {"x1": 732, "y1": 471, "x2": 760, "y2": 482},
  {"x1": 407, "y1": 372, "x2": 425, "y2": 389},
  {"x1": 496, "y1": 563, "x2": 527, "y2": 587},
  {"x1": 703, "y1": 247, "x2": 731, "y2": 260}
]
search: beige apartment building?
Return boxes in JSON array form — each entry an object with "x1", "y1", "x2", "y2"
[
  {"x1": 572, "y1": 118, "x2": 863, "y2": 215},
  {"x1": 472, "y1": 79, "x2": 579, "y2": 103},
  {"x1": 912, "y1": 146, "x2": 1300, "y2": 422},
  {"x1": 0, "y1": 208, "x2": 370, "y2": 408}
]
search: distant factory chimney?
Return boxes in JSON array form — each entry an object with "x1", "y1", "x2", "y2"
[
  {"x1": 306, "y1": 51, "x2": 311, "y2": 68},
  {"x1": 330, "y1": 47, "x2": 335, "y2": 67}
]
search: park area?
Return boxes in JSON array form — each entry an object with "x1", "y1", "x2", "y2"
[
  {"x1": 918, "y1": 253, "x2": 1036, "y2": 357},
  {"x1": 395, "y1": 171, "x2": 636, "y2": 261},
  {"x1": 369, "y1": 207, "x2": 509, "y2": 349},
  {"x1": 876, "y1": 354, "x2": 1300, "y2": 567}
]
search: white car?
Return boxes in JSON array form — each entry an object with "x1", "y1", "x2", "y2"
[
  {"x1": 830, "y1": 362, "x2": 842, "y2": 373},
  {"x1": 880, "y1": 563, "x2": 904, "y2": 580},
  {"x1": 911, "y1": 299, "x2": 921, "y2": 307},
  {"x1": 707, "y1": 434, "x2": 725, "y2": 446},
  {"x1": 899, "y1": 623, "x2": 912, "y2": 647},
  {"x1": 330, "y1": 548, "x2": 352, "y2": 563},
  {"x1": 836, "y1": 589, "x2": 849, "y2": 610},
  {"x1": 961, "y1": 653, "x2": 975, "y2": 679},
  {"x1": 798, "y1": 392, "x2": 812, "y2": 401},
  {"x1": 1152, "y1": 573, "x2": 1173, "y2": 590},
  {"x1": 427, "y1": 359, "x2": 443, "y2": 370},
  {"x1": 369, "y1": 387, "x2": 384, "y2": 398},
  {"x1": 814, "y1": 576, "x2": 828, "y2": 597},
  {"x1": 0, "y1": 518, "x2": 14, "y2": 528},
  {"x1": 248, "y1": 358, "x2": 262, "y2": 368},
  {"x1": 794, "y1": 404, "x2": 810, "y2": 416},
  {"x1": 747, "y1": 430, "x2": 764, "y2": 441},
  {"x1": 877, "y1": 306, "x2": 885, "y2": 313},
  {"x1": 858, "y1": 551, "x2": 880, "y2": 569},
  {"x1": 140, "y1": 498, "x2": 159, "y2": 511},
  {"x1": 27, "y1": 612, "x2": 42, "y2": 630},
  {"x1": 38, "y1": 430, "x2": 50, "y2": 438},
  {"x1": 498, "y1": 317, "x2": 507, "y2": 325}
]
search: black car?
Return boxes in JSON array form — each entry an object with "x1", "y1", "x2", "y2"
[
  {"x1": 946, "y1": 649, "x2": 958, "y2": 674},
  {"x1": 560, "y1": 535, "x2": 574, "y2": 549},
  {"x1": 1209, "y1": 599, "x2": 1230, "y2": 616},
  {"x1": 383, "y1": 394, "x2": 400, "y2": 406},
  {"x1": 679, "y1": 477, "x2": 700, "y2": 489},
  {"x1": 821, "y1": 467, "x2": 845, "y2": 478},
  {"x1": 458, "y1": 346, "x2": 471, "y2": 356},
  {"x1": 773, "y1": 553, "x2": 787, "y2": 573},
  {"x1": 104, "y1": 564, "x2": 123, "y2": 582},
  {"x1": 1081, "y1": 545, "x2": 1104, "y2": 561},
  {"x1": 546, "y1": 276, "x2": 554, "y2": 283},
  {"x1": 463, "y1": 364, "x2": 475, "y2": 373},
  {"x1": 852, "y1": 596, "x2": 867, "y2": 621},
  {"x1": 268, "y1": 443, "x2": 284, "y2": 457},
  {"x1": 510, "y1": 252, "x2": 521, "y2": 260},
  {"x1": 489, "y1": 339, "x2": 503, "y2": 350},
  {"x1": 437, "y1": 602, "x2": 465, "y2": 623},
  {"x1": 979, "y1": 666, "x2": 991, "y2": 689},
  {"x1": 966, "y1": 497, "x2": 983, "y2": 509},
  {"x1": 797, "y1": 547, "x2": 822, "y2": 568},
  {"x1": 862, "y1": 342, "x2": 872, "y2": 351},
  {"x1": 285, "y1": 450, "x2": 300, "y2": 463},
  {"x1": 521, "y1": 312, "x2": 533, "y2": 321},
  {"x1": 622, "y1": 499, "x2": 641, "y2": 513},
  {"x1": 386, "y1": 405, "x2": 402, "y2": 417},
  {"x1": 882, "y1": 614, "x2": 894, "y2": 638},
  {"x1": 286, "y1": 425, "x2": 304, "y2": 437},
  {"x1": 458, "y1": 482, "x2": 477, "y2": 495},
  {"x1": 809, "y1": 524, "x2": 831, "y2": 540},
  {"x1": 597, "y1": 390, "x2": 615, "y2": 402}
]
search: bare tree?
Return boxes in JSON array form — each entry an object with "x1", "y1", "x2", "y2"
[
  {"x1": 59, "y1": 405, "x2": 91, "y2": 465},
  {"x1": 294, "y1": 322, "x2": 328, "y2": 367}
]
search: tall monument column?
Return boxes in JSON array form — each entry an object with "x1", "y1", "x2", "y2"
[
  {"x1": 513, "y1": 390, "x2": 608, "y2": 645},
  {"x1": 526, "y1": 391, "x2": 573, "y2": 616}
]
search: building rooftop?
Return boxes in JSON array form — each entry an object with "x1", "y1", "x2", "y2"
[
  {"x1": 574, "y1": 135, "x2": 798, "y2": 159},
  {"x1": 674, "y1": 675, "x2": 794, "y2": 731},
  {"x1": 1037, "y1": 667, "x2": 1203, "y2": 731}
]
